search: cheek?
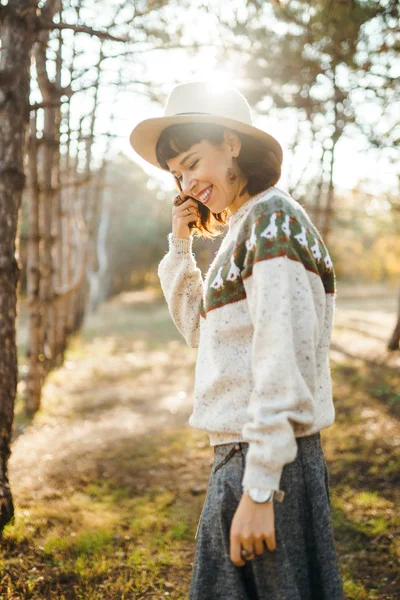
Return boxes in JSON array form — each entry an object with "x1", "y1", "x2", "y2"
[
  {"x1": 201, "y1": 154, "x2": 230, "y2": 188},
  {"x1": 209, "y1": 163, "x2": 228, "y2": 186}
]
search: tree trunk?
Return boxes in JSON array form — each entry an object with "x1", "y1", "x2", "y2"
[
  {"x1": 26, "y1": 110, "x2": 44, "y2": 413},
  {"x1": 51, "y1": 26, "x2": 63, "y2": 367},
  {"x1": 25, "y1": 1, "x2": 60, "y2": 412},
  {"x1": 322, "y1": 65, "x2": 345, "y2": 243},
  {"x1": 35, "y1": 41, "x2": 58, "y2": 374},
  {"x1": 313, "y1": 147, "x2": 326, "y2": 232},
  {"x1": 0, "y1": 1, "x2": 37, "y2": 533},
  {"x1": 323, "y1": 141, "x2": 336, "y2": 242},
  {"x1": 388, "y1": 285, "x2": 400, "y2": 351},
  {"x1": 87, "y1": 185, "x2": 112, "y2": 313}
]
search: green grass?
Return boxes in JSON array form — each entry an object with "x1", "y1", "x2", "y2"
[
  {"x1": 325, "y1": 360, "x2": 400, "y2": 599},
  {"x1": 2, "y1": 422, "x2": 207, "y2": 598}
]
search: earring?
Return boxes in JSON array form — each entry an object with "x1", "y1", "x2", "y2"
[{"x1": 227, "y1": 167, "x2": 238, "y2": 185}]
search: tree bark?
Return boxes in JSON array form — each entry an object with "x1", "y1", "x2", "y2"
[
  {"x1": 313, "y1": 147, "x2": 326, "y2": 232},
  {"x1": 322, "y1": 65, "x2": 342, "y2": 242},
  {"x1": 0, "y1": 0, "x2": 37, "y2": 533},
  {"x1": 24, "y1": 0, "x2": 60, "y2": 412},
  {"x1": 26, "y1": 110, "x2": 44, "y2": 413},
  {"x1": 388, "y1": 285, "x2": 400, "y2": 351},
  {"x1": 35, "y1": 41, "x2": 58, "y2": 375}
]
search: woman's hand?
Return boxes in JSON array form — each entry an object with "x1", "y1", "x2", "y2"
[
  {"x1": 230, "y1": 492, "x2": 276, "y2": 567},
  {"x1": 172, "y1": 191, "x2": 199, "y2": 240}
]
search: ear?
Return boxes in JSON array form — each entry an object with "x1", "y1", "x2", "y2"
[{"x1": 223, "y1": 128, "x2": 241, "y2": 158}]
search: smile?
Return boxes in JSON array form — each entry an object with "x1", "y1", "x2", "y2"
[{"x1": 198, "y1": 186, "x2": 213, "y2": 204}]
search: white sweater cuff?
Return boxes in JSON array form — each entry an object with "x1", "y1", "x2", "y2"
[
  {"x1": 167, "y1": 232, "x2": 194, "y2": 255},
  {"x1": 242, "y1": 464, "x2": 283, "y2": 491}
]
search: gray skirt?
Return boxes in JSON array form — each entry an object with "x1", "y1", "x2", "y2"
[{"x1": 189, "y1": 433, "x2": 344, "y2": 600}]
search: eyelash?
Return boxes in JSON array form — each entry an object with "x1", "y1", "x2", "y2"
[{"x1": 175, "y1": 160, "x2": 199, "y2": 183}]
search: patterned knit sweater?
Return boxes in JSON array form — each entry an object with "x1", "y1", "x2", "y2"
[{"x1": 157, "y1": 186, "x2": 336, "y2": 491}]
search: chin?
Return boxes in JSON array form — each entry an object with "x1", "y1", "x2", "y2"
[
  {"x1": 209, "y1": 198, "x2": 229, "y2": 215},
  {"x1": 207, "y1": 200, "x2": 220, "y2": 212}
]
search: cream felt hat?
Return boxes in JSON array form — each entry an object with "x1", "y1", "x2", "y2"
[{"x1": 129, "y1": 81, "x2": 283, "y2": 169}]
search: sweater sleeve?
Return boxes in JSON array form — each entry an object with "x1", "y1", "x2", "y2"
[
  {"x1": 157, "y1": 233, "x2": 204, "y2": 348},
  {"x1": 240, "y1": 210, "x2": 323, "y2": 491}
]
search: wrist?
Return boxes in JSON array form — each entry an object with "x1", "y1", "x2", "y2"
[
  {"x1": 243, "y1": 487, "x2": 285, "y2": 504},
  {"x1": 172, "y1": 232, "x2": 191, "y2": 240}
]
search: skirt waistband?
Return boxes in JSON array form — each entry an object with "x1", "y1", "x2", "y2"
[{"x1": 213, "y1": 432, "x2": 322, "y2": 464}]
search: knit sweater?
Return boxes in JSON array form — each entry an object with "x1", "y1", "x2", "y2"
[{"x1": 157, "y1": 185, "x2": 336, "y2": 491}]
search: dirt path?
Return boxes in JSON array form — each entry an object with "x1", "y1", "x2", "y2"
[
  {"x1": 11, "y1": 289, "x2": 199, "y2": 503},
  {"x1": 331, "y1": 283, "x2": 400, "y2": 366}
]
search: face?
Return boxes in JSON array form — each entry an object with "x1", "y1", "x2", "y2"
[{"x1": 165, "y1": 130, "x2": 250, "y2": 214}]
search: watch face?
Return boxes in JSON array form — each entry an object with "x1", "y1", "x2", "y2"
[{"x1": 250, "y1": 489, "x2": 273, "y2": 503}]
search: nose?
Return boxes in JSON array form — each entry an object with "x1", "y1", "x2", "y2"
[{"x1": 181, "y1": 172, "x2": 197, "y2": 197}]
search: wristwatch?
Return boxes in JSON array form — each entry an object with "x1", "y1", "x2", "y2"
[{"x1": 244, "y1": 487, "x2": 285, "y2": 503}]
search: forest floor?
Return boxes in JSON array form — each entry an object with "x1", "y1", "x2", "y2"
[{"x1": 1, "y1": 282, "x2": 399, "y2": 599}]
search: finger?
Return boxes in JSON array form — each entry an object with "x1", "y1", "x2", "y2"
[
  {"x1": 240, "y1": 542, "x2": 256, "y2": 563},
  {"x1": 230, "y1": 532, "x2": 245, "y2": 567},
  {"x1": 253, "y1": 536, "x2": 265, "y2": 556},
  {"x1": 173, "y1": 198, "x2": 197, "y2": 213},
  {"x1": 174, "y1": 205, "x2": 198, "y2": 219},
  {"x1": 180, "y1": 198, "x2": 199, "y2": 210},
  {"x1": 178, "y1": 214, "x2": 198, "y2": 226},
  {"x1": 173, "y1": 192, "x2": 185, "y2": 206},
  {"x1": 264, "y1": 528, "x2": 276, "y2": 552},
  {"x1": 173, "y1": 192, "x2": 197, "y2": 206},
  {"x1": 175, "y1": 209, "x2": 196, "y2": 221},
  {"x1": 187, "y1": 208, "x2": 197, "y2": 217}
]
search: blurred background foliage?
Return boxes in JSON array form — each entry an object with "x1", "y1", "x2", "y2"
[
  {"x1": 18, "y1": 165, "x2": 400, "y2": 295},
  {"x1": 13, "y1": 0, "x2": 400, "y2": 296}
]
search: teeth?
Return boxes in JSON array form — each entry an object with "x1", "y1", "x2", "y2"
[{"x1": 199, "y1": 186, "x2": 212, "y2": 202}]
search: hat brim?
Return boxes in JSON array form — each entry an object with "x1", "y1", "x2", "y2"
[{"x1": 129, "y1": 114, "x2": 283, "y2": 170}]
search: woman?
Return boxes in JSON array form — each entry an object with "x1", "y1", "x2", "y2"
[{"x1": 129, "y1": 81, "x2": 344, "y2": 600}]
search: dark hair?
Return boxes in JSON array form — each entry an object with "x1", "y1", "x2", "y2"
[{"x1": 155, "y1": 123, "x2": 282, "y2": 239}]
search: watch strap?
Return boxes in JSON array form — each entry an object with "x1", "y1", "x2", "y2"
[{"x1": 243, "y1": 487, "x2": 285, "y2": 503}]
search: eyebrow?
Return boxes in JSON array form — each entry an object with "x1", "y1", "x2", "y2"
[{"x1": 169, "y1": 151, "x2": 198, "y2": 175}]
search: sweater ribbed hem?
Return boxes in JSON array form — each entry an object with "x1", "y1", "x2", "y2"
[
  {"x1": 167, "y1": 232, "x2": 193, "y2": 254},
  {"x1": 208, "y1": 432, "x2": 245, "y2": 446}
]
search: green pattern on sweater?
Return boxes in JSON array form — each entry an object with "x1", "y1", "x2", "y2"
[{"x1": 204, "y1": 195, "x2": 335, "y2": 315}]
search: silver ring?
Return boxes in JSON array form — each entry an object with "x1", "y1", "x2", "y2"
[{"x1": 240, "y1": 548, "x2": 254, "y2": 560}]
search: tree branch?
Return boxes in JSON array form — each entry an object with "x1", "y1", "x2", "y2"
[{"x1": 36, "y1": 19, "x2": 129, "y2": 43}]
